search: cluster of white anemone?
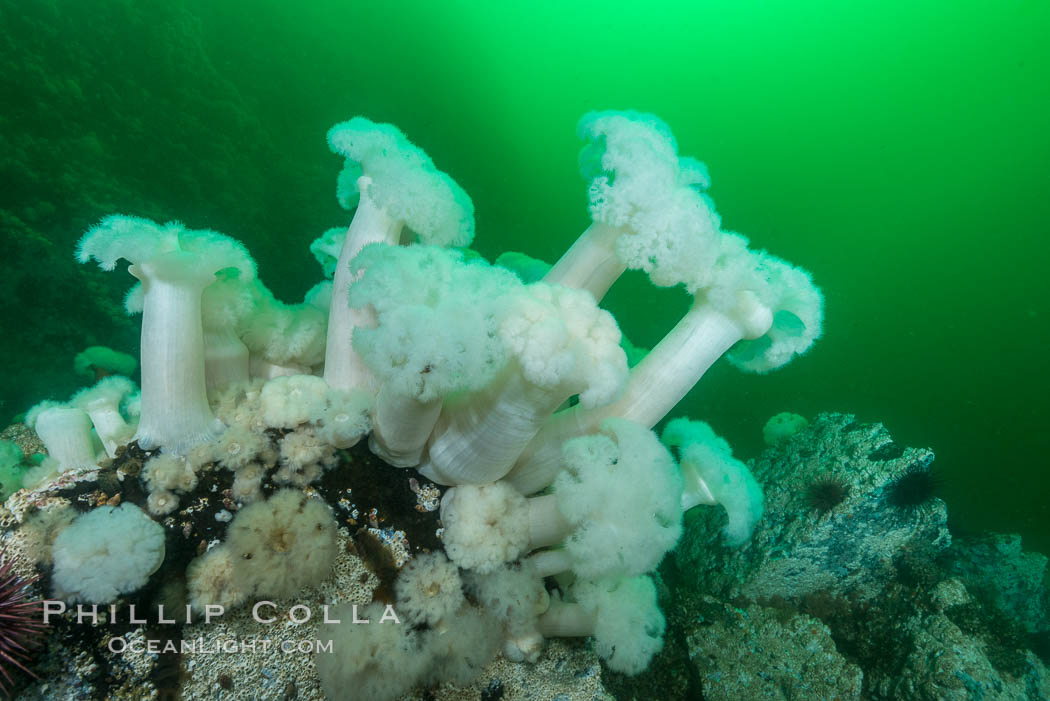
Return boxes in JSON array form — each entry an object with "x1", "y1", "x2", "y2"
[{"x1": 20, "y1": 109, "x2": 823, "y2": 695}]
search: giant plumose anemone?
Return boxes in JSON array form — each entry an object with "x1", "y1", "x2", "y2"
[{"x1": 7, "y1": 109, "x2": 824, "y2": 699}]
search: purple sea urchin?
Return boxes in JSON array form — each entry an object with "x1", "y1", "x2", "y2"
[
  {"x1": 806, "y1": 475, "x2": 850, "y2": 513},
  {"x1": 0, "y1": 549, "x2": 44, "y2": 695},
  {"x1": 888, "y1": 466, "x2": 944, "y2": 514}
]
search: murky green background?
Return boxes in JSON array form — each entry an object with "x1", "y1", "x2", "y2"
[{"x1": 3, "y1": 1, "x2": 1047, "y2": 550}]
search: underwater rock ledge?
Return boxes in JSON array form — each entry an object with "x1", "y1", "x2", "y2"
[
  {"x1": 653, "y1": 412, "x2": 1050, "y2": 701},
  {"x1": 0, "y1": 428, "x2": 613, "y2": 700},
  {"x1": 676, "y1": 411, "x2": 950, "y2": 604},
  {"x1": 2, "y1": 411, "x2": 1049, "y2": 700}
]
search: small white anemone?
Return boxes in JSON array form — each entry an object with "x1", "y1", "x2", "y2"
[
  {"x1": 147, "y1": 489, "x2": 179, "y2": 516},
  {"x1": 273, "y1": 462, "x2": 322, "y2": 487},
  {"x1": 466, "y1": 563, "x2": 550, "y2": 663},
  {"x1": 142, "y1": 454, "x2": 197, "y2": 494},
  {"x1": 317, "y1": 389, "x2": 372, "y2": 448},
  {"x1": 222, "y1": 383, "x2": 267, "y2": 431},
  {"x1": 211, "y1": 382, "x2": 250, "y2": 425},
  {"x1": 439, "y1": 482, "x2": 529, "y2": 574},
  {"x1": 186, "y1": 545, "x2": 248, "y2": 614},
  {"x1": 315, "y1": 602, "x2": 427, "y2": 701},
  {"x1": 278, "y1": 428, "x2": 335, "y2": 472},
  {"x1": 226, "y1": 489, "x2": 338, "y2": 597},
  {"x1": 394, "y1": 552, "x2": 464, "y2": 627},
  {"x1": 259, "y1": 375, "x2": 329, "y2": 428},
  {"x1": 184, "y1": 440, "x2": 217, "y2": 471},
  {"x1": 51, "y1": 503, "x2": 166, "y2": 603},
  {"x1": 215, "y1": 424, "x2": 273, "y2": 471},
  {"x1": 421, "y1": 605, "x2": 502, "y2": 685},
  {"x1": 231, "y1": 464, "x2": 264, "y2": 503}
]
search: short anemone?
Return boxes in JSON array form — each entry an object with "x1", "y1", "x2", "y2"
[
  {"x1": 394, "y1": 552, "x2": 464, "y2": 627},
  {"x1": 887, "y1": 466, "x2": 944, "y2": 513},
  {"x1": 226, "y1": 489, "x2": 338, "y2": 598},
  {"x1": 806, "y1": 475, "x2": 850, "y2": 514}
]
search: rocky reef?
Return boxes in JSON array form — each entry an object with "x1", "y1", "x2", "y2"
[
  {"x1": 2, "y1": 411, "x2": 1048, "y2": 700},
  {"x1": 1, "y1": 406, "x2": 632, "y2": 701},
  {"x1": 616, "y1": 413, "x2": 1050, "y2": 701}
]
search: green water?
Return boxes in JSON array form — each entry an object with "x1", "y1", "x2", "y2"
[{"x1": 2, "y1": 0, "x2": 1048, "y2": 552}]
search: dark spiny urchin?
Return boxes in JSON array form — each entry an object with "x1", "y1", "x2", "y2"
[
  {"x1": 0, "y1": 549, "x2": 45, "y2": 695},
  {"x1": 887, "y1": 466, "x2": 944, "y2": 514},
  {"x1": 806, "y1": 475, "x2": 850, "y2": 513}
]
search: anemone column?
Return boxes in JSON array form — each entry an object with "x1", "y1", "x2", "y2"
[
  {"x1": 131, "y1": 255, "x2": 224, "y2": 453},
  {"x1": 506, "y1": 291, "x2": 773, "y2": 495},
  {"x1": 322, "y1": 177, "x2": 402, "y2": 394}
]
